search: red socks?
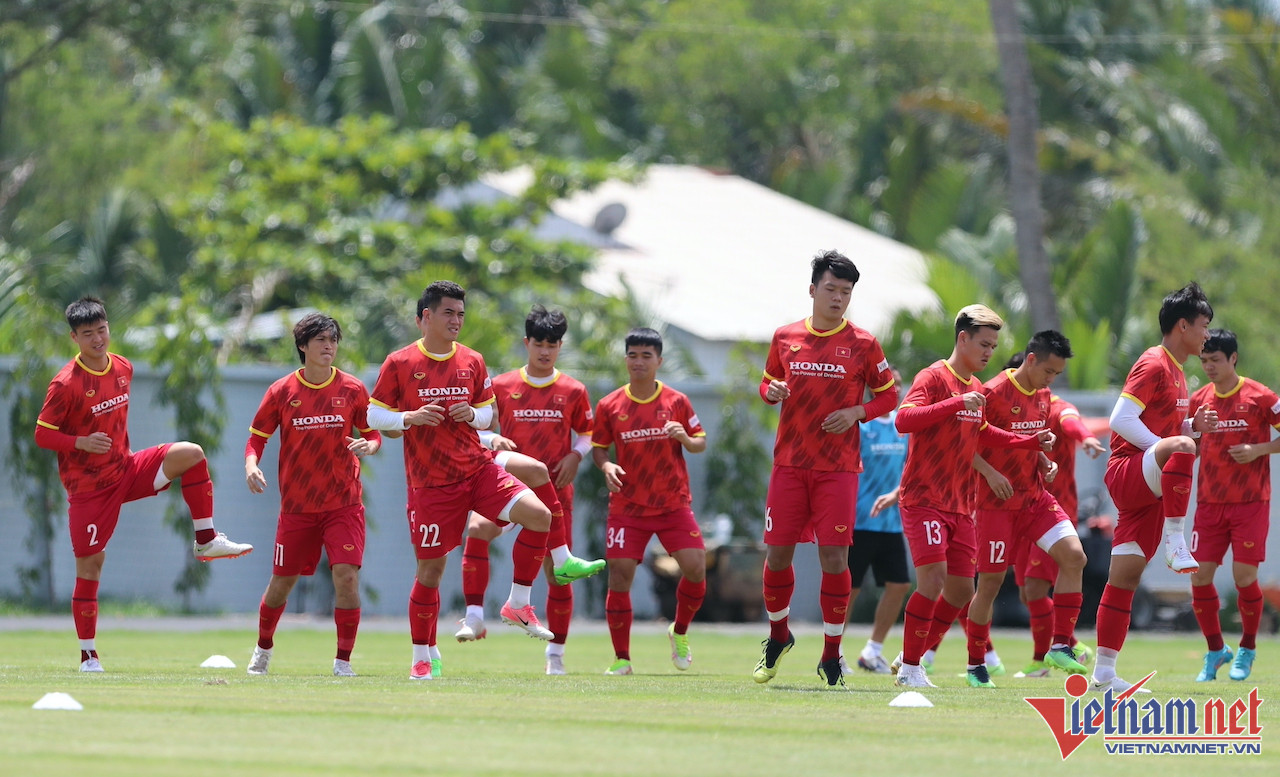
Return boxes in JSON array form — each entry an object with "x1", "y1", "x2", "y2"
[
  {"x1": 1095, "y1": 584, "x2": 1134, "y2": 652},
  {"x1": 180, "y1": 459, "x2": 217, "y2": 545},
  {"x1": 547, "y1": 580, "x2": 573, "y2": 644},
  {"x1": 511, "y1": 528, "x2": 548, "y2": 587},
  {"x1": 1192, "y1": 583, "x2": 1224, "y2": 651},
  {"x1": 901, "y1": 591, "x2": 935, "y2": 664},
  {"x1": 1052, "y1": 591, "x2": 1083, "y2": 647},
  {"x1": 762, "y1": 564, "x2": 795, "y2": 642},
  {"x1": 1237, "y1": 581, "x2": 1264, "y2": 650},
  {"x1": 605, "y1": 590, "x2": 632, "y2": 660},
  {"x1": 461, "y1": 537, "x2": 490, "y2": 606},
  {"x1": 532, "y1": 482, "x2": 567, "y2": 550},
  {"x1": 1027, "y1": 596, "x2": 1053, "y2": 660},
  {"x1": 334, "y1": 606, "x2": 360, "y2": 661},
  {"x1": 819, "y1": 570, "x2": 852, "y2": 661},
  {"x1": 408, "y1": 581, "x2": 439, "y2": 645},
  {"x1": 1161, "y1": 451, "x2": 1195, "y2": 518},
  {"x1": 73, "y1": 577, "x2": 99, "y2": 641},
  {"x1": 674, "y1": 577, "x2": 706, "y2": 635}
]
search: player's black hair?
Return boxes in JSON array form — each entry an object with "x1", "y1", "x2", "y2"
[
  {"x1": 1158, "y1": 282, "x2": 1213, "y2": 335},
  {"x1": 293, "y1": 313, "x2": 342, "y2": 365},
  {"x1": 625, "y1": 327, "x2": 663, "y2": 355},
  {"x1": 65, "y1": 296, "x2": 107, "y2": 331},
  {"x1": 526, "y1": 304, "x2": 568, "y2": 343},
  {"x1": 1202, "y1": 328, "x2": 1238, "y2": 359},
  {"x1": 1026, "y1": 329, "x2": 1074, "y2": 361},
  {"x1": 417, "y1": 280, "x2": 466, "y2": 317},
  {"x1": 810, "y1": 249, "x2": 860, "y2": 286},
  {"x1": 1003, "y1": 351, "x2": 1026, "y2": 370}
]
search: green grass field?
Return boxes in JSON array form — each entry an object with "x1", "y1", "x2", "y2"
[{"x1": 0, "y1": 622, "x2": 1275, "y2": 776}]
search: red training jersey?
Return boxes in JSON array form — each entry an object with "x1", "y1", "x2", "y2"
[
  {"x1": 592, "y1": 382, "x2": 704, "y2": 515},
  {"x1": 492, "y1": 367, "x2": 593, "y2": 468},
  {"x1": 1045, "y1": 395, "x2": 1083, "y2": 523},
  {"x1": 1110, "y1": 346, "x2": 1190, "y2": 461},
  {"x1": 1190, "y1": 377, "x2": 1280, "y2": 504},
  {"x1": 36, "y1": 353, "x2": 134, "y2": 495},
  {"x1": 249, "y1": 367, "x2": 375, "y2": 513},
  {"x1": 976, "y1": 369, "x2": 1051, "y2": 511},
  {"x1": 898, "y1": 360, "x2": 987, "y2": 513},
  {"x1": 762, "y1": 318, "x2": 894, "y2": 472},
  {"x1": 371, "y1": 340, "x2": 495, "y2": 488}
]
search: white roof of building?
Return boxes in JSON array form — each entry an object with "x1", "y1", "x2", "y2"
[{"x1": 488, "y1": 164, "x2": 937, "y2": 342}]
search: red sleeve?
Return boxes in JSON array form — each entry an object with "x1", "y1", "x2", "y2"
[
  {"x1": 1059, "y1": 414, "x2": 1091, "y2": 443},
  {"x1": 759, "y1": 376, "x2": 778, "y2": 405},
  {"x1": 361, "y1": 429, "x2": 383, "y2": 447},
  {"x1": 895, "y1": 395, "x2": 965, "y2": 433},
  {"x1": 35, "y1": 424, "x2": 79, "y2": 453},
  {"x1": 245, "y1": 434, "x2": 268, "y2": 460},
  {"x1": 979, "y1": 424, "x2": 1043, "y2": 450},
  {"x1": 861, "y1": 383, "x2": 898, "y2": 422}
]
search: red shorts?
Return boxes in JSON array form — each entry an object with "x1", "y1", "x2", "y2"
[
  {"x1": 273, "y1": 504, "x2": 365, "y2": 576},
  {"x1": 605, "y1": 507, "x2": 704, "y2": 561},
  {"x1": 764, "y1": 466, "x2": 858, "y2": 546},
  {"x1": 1015, "y1": 535, "x2": 1058, "y2": 586},
  {"x1": 975, "y1": 491, "x2": 1070, "y2": 573},
  {"x1": 407, "y1": 463, "x2": 528, "y2": 559},
  {"x1": 1191, "y1": 502, "x2": 1269, "y2": 566},
  {"x1": 67, "y1": 445, "x2": 171, "y2": 558},
  {"x1": 900, "y1": 505, "x2": 977, "y2": 577},
  {"x1": 1105, "y1": 454, "x2": 1163, "y2": 559}
]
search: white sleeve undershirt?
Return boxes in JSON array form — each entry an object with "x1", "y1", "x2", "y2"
[
  {"x1": 1109, "y1": 395, "x2": 1162, "y2": 451},
  {"x1": 367, "y1": 404, "x2": 407, "y2": 431},
  {"x1": 572, "y1": 432, "x2": 593, "y2": 458},
  {"x1": 469, "y1": 404, "x2": 493, "y2": 429}
]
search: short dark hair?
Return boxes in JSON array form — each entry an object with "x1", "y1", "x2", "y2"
[
  {"x1": 954, "y1": 304, "x2": 1004, "y2": 339},
  {"x1": 625, "y1": 327, "x2": 663, "y2": 355},
  {"x1": 1202, "y1": 328, "x2": 1238, "y2": 359},
  {"x1": 810, "y1": 250, "x2": 860, "y2": 286},
  {"x1": 417, "y1": 280, "x2": 466, "y2": 317},
  {"x1": 293, "y1": 313, "x2": 342, "y2": 365},
  {"x1": 1003, "y1": 351, "x2": 1026, "y2": 370},
  {"x1": 525, "y1": 304, "x2": 568, "y2": 342},
  {"x1": 1026, "y1": 329, "x2": 1073, "y2": 361},
  {"x1": 66, "y1": 296, "x2": 107, "y2": 330},
  {"x1": 1158, "y1": 282, "x2": 1213, "y2": 335}
]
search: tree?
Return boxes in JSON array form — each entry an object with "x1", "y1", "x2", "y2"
[{"x1": 988, "y1": 0, "x2": 1059, "y2": 332}]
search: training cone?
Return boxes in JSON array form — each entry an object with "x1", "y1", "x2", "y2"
[
  {"x1": 33, "y1": 692, "x2": 83, "y2": 711},
  {"x1": 888, "y1": 691, "x2": 933, "y2": 708},
  {"x1": 200, "y1": 655, "x2": 236, "y2": 669}
]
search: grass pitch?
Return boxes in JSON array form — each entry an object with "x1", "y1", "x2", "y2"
[{"x1": 0, "y1": 621, "x2": 1275, "y2": 776}]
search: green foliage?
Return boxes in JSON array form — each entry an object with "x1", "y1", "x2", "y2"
[{"x1": 702, "y1": 344, "x2": 774, "y2": 539}]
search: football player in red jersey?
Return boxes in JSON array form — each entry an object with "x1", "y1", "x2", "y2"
[
  {"x1": 454, "y1": 305, "x2": 605, "y2": 674},
  {"x1": 365, "y1": 281, "x2": 558, "y2": 681},
  {"x1": 1092, "y1": 282, "x2": 1218, "y2": 693},
  {"x1": 592, "y1": 328, "x2": 707, "y2": 675},
  {"x1": 889, "y1": 305, "x2": 1054, "y2": 689},
  {"x1": 243, "y1": 313, "x2": 383, "y2": 677},
  {"x1": 967, "y1": 331, "x2": 1089, "y2": 687},
  {"x1": 753, "y1": 251, "x2": 898, "y2": 687},
  {"x1": 1188, "y1": 329, "x2": 1280, "y2": 682},
  {"x1": 35, "y1": 297, "x2": 252, "y2": 672}
]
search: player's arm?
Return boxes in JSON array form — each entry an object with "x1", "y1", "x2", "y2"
[
  {"x1": 664, "y1": 420, "x2": 707, "y2": 453},
  {"x1": 1228, "y1": 427, "x2": 1280, "y2": 464},
  {"x1": 591, "y1": 444, "x2": 625, "y2": 493},
  {"x1": 346, "y1": 429, "x2": 383, "y2": 457},
  {"x1": 760, "y1": 372, "x2": 790, "y2": 404},
  {"x1": 979, "y1": 422, "x2": 1054, "y2": 451},
  {"x1": 860, "y1": 380, "x2": 899, "y2": 423},
  {"x1": 1108, "y1": 394, "x2": 1162, "y2": 450},
  {"x1": 244, "y1": 431, "x2": 271, "y2": 493},
  {"x1": 1059, "y1": 412, "x2": 1105, "y2": 458},
  {"x1": 971, "y1": 453, "x2": 1013, "y2": 500},
  {"x1": 895, "y1": 394, "x2": 969, "y2": 433}
]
